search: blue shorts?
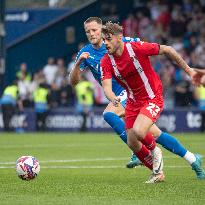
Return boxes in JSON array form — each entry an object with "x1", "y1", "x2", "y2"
[{"x1": 118, "y1": 90, "x2": 127, "y2": 108}]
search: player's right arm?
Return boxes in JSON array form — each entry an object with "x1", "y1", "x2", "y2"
[
  {"x1": 69, "y1": 52, "x2": 90, "y2": 87},
  {"x1": 101, "y1": 56, "x2": 120, "y2": 106},
  {"x1": 102, "y1": 79, "x2": 120, "y2": 107}
]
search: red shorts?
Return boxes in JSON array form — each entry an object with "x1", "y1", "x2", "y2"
[{"x1": 125, "y1": 94, "x2": 164, "y2": 129}]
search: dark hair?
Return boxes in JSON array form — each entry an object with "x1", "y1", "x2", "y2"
[
  {"x1": 84, "y1": 17, "x2": 102, "y2": 25},
  {"x1": 102, "y1": 22, "x2": 123, "y2": 35}
]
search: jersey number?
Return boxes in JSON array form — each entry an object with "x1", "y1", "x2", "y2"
[{"x1": 146, "y1": 103, "x2": 160, "y2": 117}]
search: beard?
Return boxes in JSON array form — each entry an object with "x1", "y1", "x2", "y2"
[
  {"x1": 89, "y1": 38, "x2": 100, "y2": 45},
  {"x1": 106, "y1": 46, "x2": 116, "y2": 54}
]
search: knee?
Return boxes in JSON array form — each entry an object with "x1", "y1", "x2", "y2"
[
  {"x1": 127, "y1": 129, "x2": 136, "y2": 148},
  {"x1": 127, "y1": 132, "x2": 142, "y2": 152},
  {"x1": 132, "y1": 127, "x2": 146, "y2": 140},
  {"x1": 127, "y1": 136, "x2": 135, "y2": 149}
]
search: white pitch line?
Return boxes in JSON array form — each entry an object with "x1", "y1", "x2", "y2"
[
  {"x1": 0, "y1": 156, "x2": 186, "y2": 165},
  {"x1": 0, "y1": 165, "x2": 193, "y2": 169},
  {"x1": 0, "y1": 144, "x2": 86, "y2": 148}
]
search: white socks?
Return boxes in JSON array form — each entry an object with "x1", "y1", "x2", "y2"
[{"x1": 183, "y1": 151, "x2": 196, "y2": 165}]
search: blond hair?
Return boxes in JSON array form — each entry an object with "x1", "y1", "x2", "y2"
[{"x1": 84, "y1": 17, "x2": 102, "y2": 26}]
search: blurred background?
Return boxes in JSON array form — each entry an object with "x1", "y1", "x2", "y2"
[{"x1": 0, "y1": 0, "x2": 205, "y2": 133}]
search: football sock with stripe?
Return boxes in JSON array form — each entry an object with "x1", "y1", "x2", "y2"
[
  {"x1": 141, "y1": 132, "x2": 156, "y2": 151},
  {"x1": 135, "y1": 144, "x2": 152, "y2": 170}
]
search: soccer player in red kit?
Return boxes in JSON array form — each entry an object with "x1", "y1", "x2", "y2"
[{"x1": 100, "y1": 22, "x2": 202, "y2": 183}]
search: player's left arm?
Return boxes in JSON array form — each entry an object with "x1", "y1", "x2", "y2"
[
  {"x1": 159, "y1": 45, "x2": 203, "y2": 86},
  {"x1": 159, "y1": 45, "x2": 193, "y2": 76}
]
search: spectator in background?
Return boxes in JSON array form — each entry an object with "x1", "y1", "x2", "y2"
[
  {"x1": 29, "y1": 70, "x2": 47, "y2": 106},
  {"x1": 75, "y1": 74, "x2": 94, "y2": 132},
  {"x1": 55, "y1": 58, "x2": 74, "y2": 106},
  {"x1": 49, "y1": 0, "x2": 59, "y2": 7},
  {"x1": 16, "y1": 63, "x2": 31, "y2": 82},
  {"x1": 101, "y1": 1, "x2": 119, "y2": 22},
  {"x1": 67, "y1": 53, "x2": 77, "y2": 74},
  {"x1": 191, "y1": 37, "x2": 205, "y2": 68},
  {"x1": 155, "y1": 4, "x2": 171, "y2": 31},
  {"x1": 0, "y1": 80, "x2": 23, "y2": 132},
  {"x1": 159, "y1": 66, "x2": 175, "y2": 109},
  {"x1": 43, "y1": 57, "x2": 58, "y2": 85},
  {"x1": 33, "y1": 83, "x2": 50, "y2": 131},
  {"x1": 148, "y1": 23, "x2": 168, "y2": 43},
  {"x1": 122, "y1": 13, "x2": 138, "y2": 38},
  {"x1": 184, "y1": 34, "x2": 198, "y2": 55},
  {"x1": 49, "y1": 58, "x2": 66, "y2": 108},
  {"x1": 58, "y1": 78, "x2": 74, "y2": 107},
  {"x1": 147, "y1": 0, "x2": 162, "y2": 21},
  {"x1": 135, "y1": 11, "x2": 151, "y2": 41},
  {"x1": 173, "y1": 48, "x2": 194, "y2": 108},
  {"x1": 174, "y1": 79, "x2": 194, "y2": 107},
  {"x1": 17, "y1": 72, "x2": 31, "y2": 107},
  {"x1": 29, "y1": 70, "x2": 46, "y2": 95},
  {"x1": 169, "y1": 7, "x2": 187, "y2": 38},
  {"x1": 48, "y1": 0, "x2": 66, "y2": 8},
  {"x1": 194, "y1": 86, "x2": 205, "y2": 132},
  {"x1": 55, "y1": 58, "x2": 67, "y2": 87}
]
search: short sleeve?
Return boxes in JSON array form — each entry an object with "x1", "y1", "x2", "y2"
[
  {"x1": 100, "y1": 55, "x2": 112, "y2": 81},
  {"x1": 134, "y1": 41, "x2": 160, "y2": 56}
]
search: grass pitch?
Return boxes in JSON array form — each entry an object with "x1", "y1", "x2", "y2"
[{"x1": 0, "y1": 132, "x2": 205, "y2": 205}]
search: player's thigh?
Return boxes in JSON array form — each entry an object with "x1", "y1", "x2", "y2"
[
  {"x1": 149, "y1": 124, "x2": 162, "y2": 138},
  {"x1": 127, "y1": 128, "x2": 142, "y2": 152},
  {"x1": 133, "y1": 96, "x2": 163, "y2": 137},
  {"x1": 133, "y1": 114, "x2": 154, "y2": 137},
  {"x1": 104, "y1": 101, "x2": 125, "y2": 117}
]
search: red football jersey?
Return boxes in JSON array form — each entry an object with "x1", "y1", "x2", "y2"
[{"x1": 101, "y1": 41, "x2": 163, "y2": 103}]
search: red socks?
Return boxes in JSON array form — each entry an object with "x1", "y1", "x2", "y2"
[
  {"x1": 141, "y1": 132, "x2": 156, "y2": 151},
  {"x1": 135, "y1": 144, "x2": 153, "y2": 170}
]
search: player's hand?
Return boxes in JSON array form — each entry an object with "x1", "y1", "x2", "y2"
[
  {"x1": 190, "y1": 68, "x2": 205, "y2": 86},
  {"x1": 77, "y1": 52, "x2": 90, "y2": 64},
  {"x1": 111, "y1": 97, "x2": 121, "y2": 107}
]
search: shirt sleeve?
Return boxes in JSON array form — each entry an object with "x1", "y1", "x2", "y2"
[
  {"x1": 134, "y1": 41, "x2": 160, "y2": 56},
  {"x1": 100, "y1": 56, "x2": 112, "y2": 81}
]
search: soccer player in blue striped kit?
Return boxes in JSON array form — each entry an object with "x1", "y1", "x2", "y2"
[{"x1": 69, "y1": 17, "x2": 205, "y2": 179}]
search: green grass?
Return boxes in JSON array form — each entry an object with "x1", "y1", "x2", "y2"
[{"x1": 0, "y1": 133, "x2": 205, "y2": 205}]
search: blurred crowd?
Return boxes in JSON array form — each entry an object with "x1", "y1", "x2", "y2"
[
  {"x1": 3, "y1": 0, "x2": 205, "y2": 111},
  {"x1": 121, "y1": 0, "x2": 205, "y2": 109}
]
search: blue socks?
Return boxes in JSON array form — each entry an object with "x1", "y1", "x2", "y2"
[
  {"x1": 103, "y1": 113, "x2": 187, "y2": 159},
  {"x1": 103, "y1": 112, "x2": 127, "y2": 144},
  {"x1": 156, "y1": 132, "x2": 187, "y2": 157}
]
